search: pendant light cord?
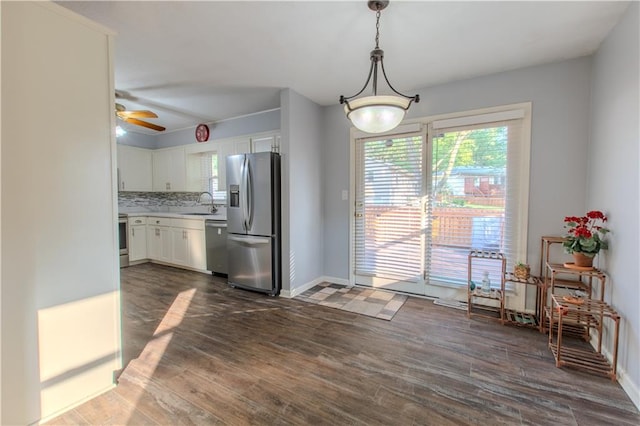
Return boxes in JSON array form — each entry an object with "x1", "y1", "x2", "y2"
[
  {"x1": 339, "y1": 1, "x2": 420, "y2": 109},
  {"x1": 375, "y1": 9, "x2": 381, "y2": 49}
]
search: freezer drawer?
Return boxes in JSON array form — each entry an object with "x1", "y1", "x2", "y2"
[{"x1": 227, "y1": 234, "x2": 275, "y2": 294}]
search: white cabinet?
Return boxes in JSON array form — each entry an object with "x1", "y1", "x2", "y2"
[
  {"x1": 251, "y1": 135, "x2": 279, "y2": 153},
  {"x1": 216, "y1": 137, "x2": 256, "y2": 190},
  {"x1": 147, "y1": 218, "x2": 172, "y2": 263},
  {"x1": 233, "y1": 139, "x2": 251, "y2": 154},
  {"x1": 152, "y1": 147, "x2": 186, "y2": 191},
  {"x1": 170, "y1": 228, "x2": 206, "y2": 269},
  {"x1": 170, "y1": 219, "x2": 206, "y2": 270},
  {"x1": 188, "y1": 229, "x2": 206, "y2": 270},
  {"x1": 145, "y1": 217, "x2": 206, "y2": 270},
  {"x1": 183, "y1": 132, "x2": 279, "y2": 195},
  {"x1": 171, "y1": 228, "x2": 190, "y2": 266},
  {"x1": 117, "y1": 144, "x2": 153, "y2": 191},
  {"x1": 129, "y1": 217, "x2": 147, "y2": 261}
]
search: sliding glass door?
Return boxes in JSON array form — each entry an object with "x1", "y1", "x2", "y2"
[
  {"x1": 352, "y1": 108, "x2": 529, "y2": 299},
  {"x1": 353, "y1": 131, "x2": 426, "y2": 294}
]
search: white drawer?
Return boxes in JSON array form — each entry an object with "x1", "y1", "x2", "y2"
[
  {"x1": 147, "y1": 217, "x2": 171, "y2": 227},
  {"x1": 129, "y1": 217, "x2": 146, "y2": 226},
  {"x1": 171, "y1": 218, "x2": 205, "y2": 230}
]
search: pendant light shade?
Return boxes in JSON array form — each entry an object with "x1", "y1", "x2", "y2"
[
  {"x1": 344, "y1": 95, "x2": 410, "y2": 134},
  {"x1": 339, "y1": 1, "x2": 419, "y2": 134}
]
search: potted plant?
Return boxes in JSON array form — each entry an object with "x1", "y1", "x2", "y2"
[
  {"x1": 514, "y1": 261, "x2": 530, "y2": 280},
  {"x1": 563, "y1": 210, "x2": 609, "y2": 267}
]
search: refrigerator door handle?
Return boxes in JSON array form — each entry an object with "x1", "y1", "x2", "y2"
[
  {"x1": 228, "y1": 235, "x2": 270, "y2": 245},
  {"x1": 246, "y1": 157, "x2": 254, "y2": 230},
  {"x1": 241, "y1": 156, "x2": 249, "y2": 231}
]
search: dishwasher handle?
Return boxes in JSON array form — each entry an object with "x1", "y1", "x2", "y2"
[{"x1": 205, "y1": 221, "x2": 227, "y2": 228}]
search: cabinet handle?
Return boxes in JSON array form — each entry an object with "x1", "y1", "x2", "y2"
[
  {"x1": 132, "y1": 228, "x2": 135, "y2": 237},
  {"x1": 156, "y1": 228, "x2": 160, "y2": 237},
  {"x1": 166, "y1": 182, "x2": 171, "y2": 191},
  {"x1": 122, "y1": 181, "x2": 125, "y2": 190}
]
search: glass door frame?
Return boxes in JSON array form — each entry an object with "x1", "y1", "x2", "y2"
[{"x1": 349, "y1": 124, "x2": 430, "y2": 295}]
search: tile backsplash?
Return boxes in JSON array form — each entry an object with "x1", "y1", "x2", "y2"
[{"x1": 118, "y1": 191, "x2": 223, "y2": 211}]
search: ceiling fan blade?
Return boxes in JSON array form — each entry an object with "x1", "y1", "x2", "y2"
[
  {"x1": 122, "y1": 117, "x2": 166, "y2": 132},
  {"x1": 117, "y1": 110, "x2": 158, "y2": 119}
]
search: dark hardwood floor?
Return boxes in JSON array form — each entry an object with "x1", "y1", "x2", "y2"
[{"x1": 48, "y1": 263, "x2": 639, "y2": 425}]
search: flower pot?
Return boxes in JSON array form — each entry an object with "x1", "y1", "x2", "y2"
[
  {"x1": 572, "y1": 252, "x2": 594, "y2": 268},
  {"x1": 514, "y1": 264, "x2": 530, "y2": 280}
]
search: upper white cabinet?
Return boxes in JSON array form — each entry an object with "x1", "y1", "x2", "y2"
[
  {"x1": 251, "y1": 135, "x2": 280, "y2": 153},
  {"x1": 117, "y1": 144, "x2": 153, "y2": 191},
  {"x1": 233, "y1": 139, "x2": 251, "y2": 154},
  {"x1": 153, "y1": 147, "x2": 186, "y2": 191},
  {"x1": 131, "y1": 131, "x2": 279, "y2": 194}
]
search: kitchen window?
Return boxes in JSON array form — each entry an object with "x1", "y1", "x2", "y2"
[{"x1": 199, "y1": 151, "x2": 219, "y2": 194}]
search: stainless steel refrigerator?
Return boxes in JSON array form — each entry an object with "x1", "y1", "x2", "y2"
[{"x1": 226, "y1": 152, "x2": 281, "y2": 296}]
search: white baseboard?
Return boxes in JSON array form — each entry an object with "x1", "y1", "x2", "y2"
[
  {"x1": 589, "y1": 330, "x2": 640, "y2": 410},
  {"x1": 36, "y1": 383, "x2": 116, "y2": 425},
  {"x1": 618, "y1": 365, "x2": 640, "y2": 411},
  {"x1": 321, "y1": 275, "x2": 351, "y2": 287},
  {"x1": 597, "y1": 337, "x2": 640, "y2": 410},
  {"x1": 280, "y1": 277, "x2": 323, "y2": 298},
  {"x1": 280, "y1": 275, "x2": 351, "y2": 298}
]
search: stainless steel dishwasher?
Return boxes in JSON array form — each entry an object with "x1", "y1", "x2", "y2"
[{"x1": 205, "y1": 220, "x2": 228, "y2": 275}]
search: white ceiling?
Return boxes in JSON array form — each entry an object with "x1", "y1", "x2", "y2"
[{"x1": 57, "y1": 1, "x2": 629, "y2": 135}]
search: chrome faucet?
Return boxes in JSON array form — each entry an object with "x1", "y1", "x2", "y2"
[{"x1": 198, "y1": 191, "x2": 217, "y2": 213}]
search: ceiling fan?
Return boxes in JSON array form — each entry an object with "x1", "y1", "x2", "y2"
[{"x1": 115, "y1": 102, "x2": 166, "y2": 132}]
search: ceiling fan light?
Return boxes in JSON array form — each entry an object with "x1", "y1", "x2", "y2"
[{"x1": 345, "y1": 95, "x2": 409, "y2": 133}]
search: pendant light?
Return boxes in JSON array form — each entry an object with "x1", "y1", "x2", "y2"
[{"x1": 340, "y1": 0, "x2": 419, "y2": 134}]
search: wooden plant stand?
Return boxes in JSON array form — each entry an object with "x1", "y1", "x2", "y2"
[{"x1": 548, "y1": 294, "x2": 620, "y2": 381}]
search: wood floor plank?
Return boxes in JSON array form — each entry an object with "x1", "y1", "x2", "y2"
[{"x1": 44, "y1": 263, "x2": 639, "y2": 425}]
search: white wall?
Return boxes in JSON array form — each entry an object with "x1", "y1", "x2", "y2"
[
  {"x1": 117, "y1": 131, "x2": 156, "y2": 149},
  {"x1": 154, "y1": 108, "x2": 281, "y2": 149},
  {"x1": 588, "y1": 2, "x2": 639, "y2": 407},
  {"x1": 119, "y1": 108, "x2": 280, "y2": 150},
  {"x1": 322, "y1": 57, "x2": 593, "y2": 279},
  {"x1": 1, "y1": 3, "x2": 121, "y2": 424},
  {"x1": 279, "y1": 89, "x2": 324, "y2": 296}
]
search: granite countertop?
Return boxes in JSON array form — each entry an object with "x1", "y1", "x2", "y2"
[
  {"x1": 121, "y1": 207, "x2": 227, "y2": 221},
  {"x1": 125, "y1": 212, "x2": 227, "y2": 221}
]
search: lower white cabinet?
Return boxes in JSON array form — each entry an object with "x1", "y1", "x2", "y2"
[
  {"x1": 146, "y1": 217, "x2": 172, "y2": 263},
  {"x1": 129, "y1": 217, "x2": 148, "y2": 262},
  {"x1": 144, "y1": 216, "x2": 206, "y2": 270},
  {"x1": 170, "y1": 228, "x2": 206, "y2": 269},
  {"x1": 147, "y1": 224, "x2": 172, "y2": 263}
]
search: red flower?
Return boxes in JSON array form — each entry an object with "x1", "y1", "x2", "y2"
[
  {"x1": 564, "y1": 216, "x2": 582, "y2": 223},
  {"x1": 562, "y1": 209, "x2": 610, "y2": 255},
  {"x1": 586, "y1": 210, "x2": 607, "y2": 221},
  {"x1": 573, "y1": 227, "x2": 592, "y2": 239}
]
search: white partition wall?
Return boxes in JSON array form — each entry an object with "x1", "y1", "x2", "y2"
[{"x1": 1, "y1": 2, "x2": 121, "y2": 424}]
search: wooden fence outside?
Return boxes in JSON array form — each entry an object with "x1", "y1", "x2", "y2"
[{"x1": 363, "y1": 206, "x2": 504, "y2": 249}]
